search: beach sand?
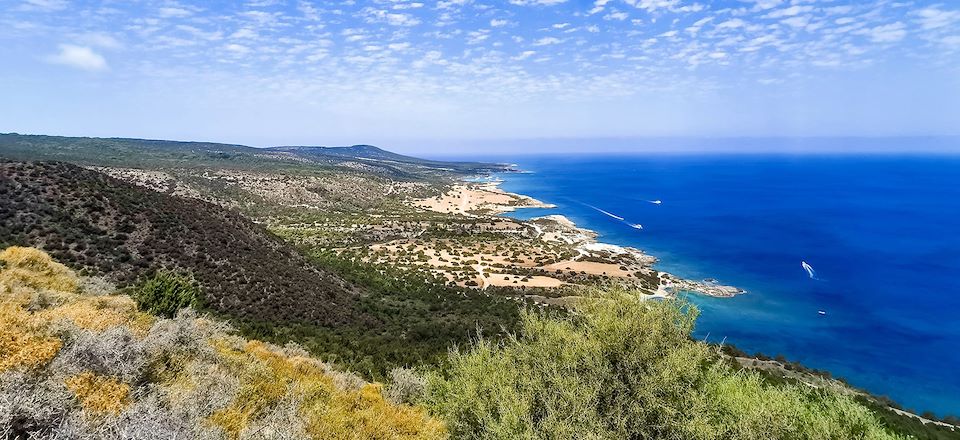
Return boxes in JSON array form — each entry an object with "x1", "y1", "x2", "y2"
[{"x1": 414, "y1": 182, "x2": 554, "y2": 216}]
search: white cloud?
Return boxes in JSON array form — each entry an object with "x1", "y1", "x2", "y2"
[
  {"x1": 860, "y1": 22, "x2": 907, "y2": 43},
  {"x1": 748, "y1": 0, "x2": 781, "y2": 11},
  {"x1": 715, "y1": 18, "x2": 745, "y2": 30},
  {"x1": 158, "y1": 7, "x2": 192, "y2": 18},
  {"x1": 942, "y1": 35, "x2": 960, "y2": 47},
  {"x1": 765, "y1": 5, "x2": 812, "y2": 19},
  {"x1": 914, "y1": 7, "x2": 960, "y2": 30},
  {"x1": 45, "y1": 44, "x2": 108, "y2": 71},
  {"x1": 19, "y1": 0, "x2": 67, "y2": 11},
  {"x1": 781, "y1": 15, "x2": 810, "y2": 29},
  {"x1": 513, "y1": 50, "x2": 536, "y2": 60},
  {"x1": 588, "y1": 0, "x2": 611, "y2": 15},
  {"x1": 490, "y1": 19, "x2": 508, "y2": 27},
  {"x1": 604, "y1": 11, "x2": 629, "y2": 21},
  {"x1": 508, "y1": 0, "x2": 567, "y2": 6},
  {"x1": 362, "y1": 8, "x2": 421, "y2": 26},
  {"x1": 532, "y1": 37, "x2": 561, "y2": 46},
  {"x1": 224, "y1": 43, "x2": 251, "y2": 55},
  {"x1": 437, "y1": 0, "x2": 470, "y2": 10}
]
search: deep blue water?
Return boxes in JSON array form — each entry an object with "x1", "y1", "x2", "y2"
[{"x1": 468, "y1": 154, "x2": 960, "y2": 416}]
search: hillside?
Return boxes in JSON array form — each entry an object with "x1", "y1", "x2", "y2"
[
  {"x1": 0, "y1": 133, "x2": 508, "y2": 178},
  {"x1": 0, "y1": 160, "x2": 528, "y2": 377},
  {"x1": 0, "y1": 247, "x2": 444, "y2": 439},
  {"x1": 270, "y1": 145, "x2": 511, "y2": 174},
  {"x1": 0, "y1": 160, "x2": 364, "y2": 328}
]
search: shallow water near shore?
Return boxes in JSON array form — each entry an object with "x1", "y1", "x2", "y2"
[{"x1": 443, "y1": 153, "x2": 960, "y2": 417}]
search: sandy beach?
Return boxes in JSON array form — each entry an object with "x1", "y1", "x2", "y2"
[{"x1": 414, "y1": 182, "x2": 554, "y2": 216}]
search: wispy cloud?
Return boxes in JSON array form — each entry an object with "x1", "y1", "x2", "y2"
[
  {"x1": 44, "y1": 44, "x2": 108, "y2": 71},
  {"x1": 4, "y1": 0, "x2": 960, "y2": 140}
]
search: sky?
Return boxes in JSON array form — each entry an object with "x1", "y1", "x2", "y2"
[{"x1": 1, "y1": 0, "x2": 959, "y2": 153}]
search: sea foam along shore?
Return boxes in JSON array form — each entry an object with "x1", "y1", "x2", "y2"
[{"x1": 419, "y1": 176, "x2": 745, "y2": 299}]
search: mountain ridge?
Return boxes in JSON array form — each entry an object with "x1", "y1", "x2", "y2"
[{"x1": 0, "y1": 133, "x2": 509, "y2": 176}]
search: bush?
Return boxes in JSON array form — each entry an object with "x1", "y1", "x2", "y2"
[
  {"x1": 0, "y1": 372, "x2": 73, "y2": 437},
  {"x1": 133, "y1": 270, "x2": 204, "y2": 319},
  {"x1": 427, "y1": 290, "x2": 906, "y2": 440},
  {"x1": 385, "y1": 368, "x2": 428, "y2": 405},
  {"x1": 52, "y1": 326, "x2": 146, "y2": 383}
]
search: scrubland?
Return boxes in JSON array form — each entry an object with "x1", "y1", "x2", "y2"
[
  {"x1": 2, "y1": 247, "x2": 914, "y2": 439},
  {"x1": 0, "y1": 247, "x2": 444, "y2": 439}
]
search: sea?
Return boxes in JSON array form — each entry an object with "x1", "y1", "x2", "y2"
[{"x1": 446, "y1": 153, "x2": 960, "y2": 417}]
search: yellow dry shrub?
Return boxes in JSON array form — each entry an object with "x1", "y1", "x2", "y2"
[
  {"x1": 303, "y1": 381, "x2": 446, "y2": 440},
  {"x1": 39, "y1": 295, "x2": 139, "y2": 333},
  {"x1": 0, "y1": 302, "x2": 62, "y2": 372},
  {"x1": 209, "y1": 340, "x2": 445, "y2": 440},
  {"x1": 65, "y1": 371, "x2": 131, "y2": 415},
  {"x1": 129, "y1": 311, "x2": 157, "y2": 338},
  {"x1": 0, "y1": 246, "x2": 79, "y2": 293}
]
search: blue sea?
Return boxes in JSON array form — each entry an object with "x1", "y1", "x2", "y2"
[{"x1": 458, "y1": 153, "x2": 960, "y2": 416}]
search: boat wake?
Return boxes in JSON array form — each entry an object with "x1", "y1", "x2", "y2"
[
  {"x1": 801, "y1": 261, "x2": 819, "y2": 280},
  {"x1": 648, "y1": 200, "x2": 662, "y2": 205},
  {"x1": 586, "y1": 204, "x2": 625, "y2": 221},
  {"x1": 575, "y1": 200, "x2": 644, "y2": 232}
]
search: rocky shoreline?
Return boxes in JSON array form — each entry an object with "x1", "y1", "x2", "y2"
[{"x1": 474, "y1": 179, "x2": 746, "y2": 299}]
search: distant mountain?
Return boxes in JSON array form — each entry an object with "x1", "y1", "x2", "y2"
[
  {"x1": 0, "y1": 133, "x2": 510, "y2": 177},
  {"x1": 270, "y1": 144, "x2": 511, "y2": 173},
  {"x1": 0, "y1": 160, "x2": 369, "y2": 328}
]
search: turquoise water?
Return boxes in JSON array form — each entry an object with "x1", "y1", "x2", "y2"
[{"x1": 455, "y1": 154, "x2": 960, "y2": 417}]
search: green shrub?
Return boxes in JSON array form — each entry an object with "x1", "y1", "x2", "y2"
[
  {"x1": 133, "y1": 270, "x2": 204, "y2": 318},
  {"x1": 427, "y1": 289, "x2": 906, "y2": 440}
]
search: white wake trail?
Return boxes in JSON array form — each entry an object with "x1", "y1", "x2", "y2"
[{"x1": 587, "y1": 204, "x2": 625, "y2": 221}]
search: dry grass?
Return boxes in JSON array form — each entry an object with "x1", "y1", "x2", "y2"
[
  {"x1": 210, "y1": 340, "x2": 446, "y2": 440},
  {"x1": 0, "y1": 246, "x2": 79, "y2": 293},
  {"x1": 0, "y1": 303, "x2": 62, "y2": 373},
  {"x1": 64, "y1": 371, "x2": 131, "y2": 415}
]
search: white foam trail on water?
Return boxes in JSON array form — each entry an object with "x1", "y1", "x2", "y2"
[
  {"x1": 648, "y1": 200, "x2": 662, "y2": 205},
  {"x1": 586, "y1": 205, "x2": 625, "y2": 220},
  {"x1": 801, "y1": 261, "x2": 817, "y2": 279},
  {"x1": 572, "y1": 199, "x2": 642, "y2": 231}
]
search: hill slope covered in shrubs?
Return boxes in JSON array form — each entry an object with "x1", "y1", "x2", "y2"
[
  {"x1": 0, "y1": 246, "x2": 444, "y2": 439},
  {"x1": 0, "y1": 160, "x2": 364, "y2": 328}
]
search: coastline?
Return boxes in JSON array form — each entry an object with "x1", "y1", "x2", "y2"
[{"x1": 414, "y1": 176, "x2": 745, "y2": 299}]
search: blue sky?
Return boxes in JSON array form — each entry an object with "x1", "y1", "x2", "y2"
[{"x1": 1, "y1": 0, "x2": 959, "y2": 152}]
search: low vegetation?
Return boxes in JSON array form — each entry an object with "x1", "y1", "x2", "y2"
[
  {"x1": 237, "y1": 250, "x2": 529, "y2": 379},
  {"x1": 0, "y1": 247, "x2": 444, "y2": 439},
  {"x1": 132, "y1": 269, "x2": 204, "y2": 318},
  {"x1": 426, "y1": 287, "x2": 911, "y2": 439}
]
